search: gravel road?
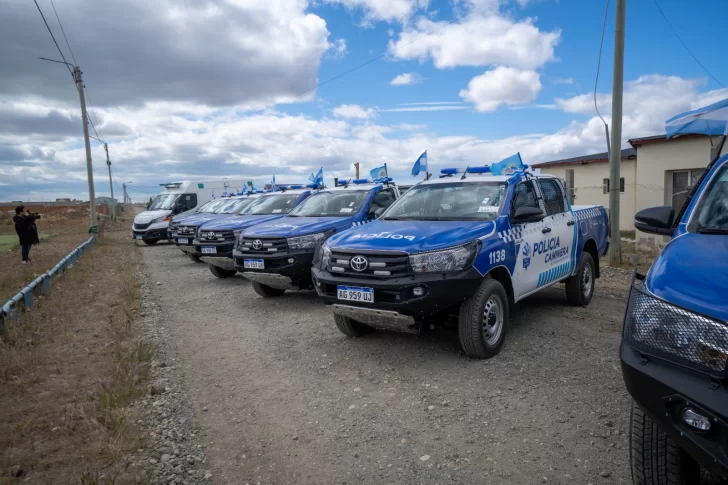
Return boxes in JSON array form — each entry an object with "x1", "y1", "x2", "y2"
[{"x1": 140, "y1": 242, "x2": 634, "y2": 485}]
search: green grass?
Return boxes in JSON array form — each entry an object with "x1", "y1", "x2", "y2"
[{"x1": 0, "y1": 233, "x2": 52, "y2": 252}]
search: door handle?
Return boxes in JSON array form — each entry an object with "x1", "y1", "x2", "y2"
[
  {"x1": 566, "y1": 220, "x2": 575, "y2": 226},
  {"x1": 542, "y1": 227, "x2": 552, "y2": 234}
]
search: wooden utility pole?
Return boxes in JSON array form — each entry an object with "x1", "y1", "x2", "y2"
[
  {"x1": 73, "y1": 65, "x2": 97, "y2": 232},
  {"x1": 608, "y1": 0, "x2": 626, "y2": 265},
  {"x1": 354, "y1": 163, "x2": 360, "y2": 179},
  {"x1": 104, "y1": 143, "x2": 116, "y2": 220}
]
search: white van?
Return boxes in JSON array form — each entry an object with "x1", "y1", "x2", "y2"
[{"x1": 132, "y1": 180, "x2": 247, "y2": 245}]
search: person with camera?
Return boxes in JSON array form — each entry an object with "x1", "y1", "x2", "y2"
[{"x1": 13, "y1": 206, "x2": 41, "y2": 264}]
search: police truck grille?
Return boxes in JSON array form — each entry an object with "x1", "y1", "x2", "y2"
[
  {"x1": 329, "y1": 250, "x2": 409, "y2": 278},
  {"x1": 177, "y1": 225, "x2": 197, "y2": 235},
  {"x1": 134, "y1": 222, "x2": 152, "y2": 230},
  {"x1": 239, "y1": 237, "x2": 287, "y2": 254}
]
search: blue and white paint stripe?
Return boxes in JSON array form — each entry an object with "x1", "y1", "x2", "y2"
[
  {"x1": 351, "y1": 220, "x2": 371, "y2": 227},
  {"x1": 574, "y1": 207, "x2": 602, "y2": 221},
  {"x1": 537, "y1": 261, "x2": 572, "y2": 287}
]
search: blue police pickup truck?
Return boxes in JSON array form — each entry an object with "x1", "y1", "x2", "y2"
[
  {"x1": 235, "y1": 179, "x2": 402, "y2": 297},
  {"x1": 311, "y1": 166, "x2": 609, "y2": 358},
  {"x1": 194, "y1": 186, "x2": 314, "y2": 278},
  {"x1": 621, "y1": 154, "x2": 728, "y2": 483},
  {"x1": 172, "y1": 195, "x2": 259, "y2": 262}
]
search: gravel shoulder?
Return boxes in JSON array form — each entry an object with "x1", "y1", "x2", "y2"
[{"x1": 141, "y1": 243, "x2": 634, "y2": 485}]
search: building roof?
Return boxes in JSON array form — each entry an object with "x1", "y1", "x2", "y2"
[
  {"x1": 532, "y1": 148, "x2": 636, "y2": 168},
  {"x1": 628, "y1": 133, "x2": 709, "y2": 147}
]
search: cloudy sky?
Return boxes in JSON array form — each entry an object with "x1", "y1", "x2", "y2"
[{"x1": 2, "y1": 0, "x2": 727, "y2": 201}]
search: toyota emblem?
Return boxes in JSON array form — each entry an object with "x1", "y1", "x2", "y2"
[
  {"x1": 252, "y1": 239, "x2": 263, "y2": 250},
  {"x1": 350, "y1": 255, "x2": 369, "y2": 272},
  {"x1": 206, "y1": 232, "x2": 216, "y2": 239}
]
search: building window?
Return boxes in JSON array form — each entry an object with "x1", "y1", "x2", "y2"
[
  {"x1": 603, "y1": 178, "x2": 625, "y2": 194},
  {"x1": 670, "y1": 169, "x2": 705, "y2": 212}
]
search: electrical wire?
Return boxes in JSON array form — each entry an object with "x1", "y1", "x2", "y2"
[
  {"x1": 32, "y1": 0, "x2": 72, "y2": 76},
  {"x1": 49, "y1": 0, "x2": 77, "y2": 66},
  {"x1": 651, "y1": 0, "x2": 725, "y2": 88},
  {"x1": 594, "y1": 0, "x2": 610, "y2": 128}
]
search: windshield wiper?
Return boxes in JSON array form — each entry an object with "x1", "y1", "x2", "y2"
[
  {"x1": 698, "y1": 226, "x2": 728, "y2": 234},
  {"x1": 382, "y1": 217, "x2": 401, "y2": 220}
]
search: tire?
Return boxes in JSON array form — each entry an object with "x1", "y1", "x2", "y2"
[
  {"x1": 187, "y1": 253, "x2": 202, "y2": 263},
  {"x1": 334, "y1": 313, "x2": 374, "y2": 337},
  {"x1": 458, "y1": 278, "x2": 509, "y2": 359},
  {"x1": 565, "y1": 252, "x2": 595, "y2": 306},
  {"x1": 251, "y1": 281, "x2": 286, "y2": 297},
  {"x1": 629, "y1": 400, "x2": 700, "y2": 485},
  {"x1": 143, "y1": 239, "x2": 158, "y2": 246},
  {"x1": 208, "y1": 264, "x2": 237, "y2": 278}
]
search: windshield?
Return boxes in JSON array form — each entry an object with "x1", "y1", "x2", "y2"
[
  {"x1": 244, "y1": 193, "x2": 301, "y2": 215},
  {"x1": 208, "y1": 199, "x2": 235, "y2": 213},
  {"x1": 693, "y1": 164, "x2": 728, "y2": 233},
  {"x1": 149, "y1": 194, "x2": 179, "y2": 210},
  {"x1": 195, "y1": 201, "x2": 214, "y2": 213},
  {"x1": 289, "y1": 190, "x2": 369, "y2": 217},
  {"x1": 222, "y1": 197, "x2": 258, "y2": 214},
  {"x1": 383, "y1": 182, "x2": 507, "y2": 221}
]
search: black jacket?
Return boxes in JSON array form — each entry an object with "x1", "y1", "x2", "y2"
[{"x1": 13, "y1": 214, "x2": 40, "y2": 246}]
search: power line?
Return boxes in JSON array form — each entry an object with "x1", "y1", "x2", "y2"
[
  {"x1": 32, "y1": 0, "x2": 72, "y2": 76},
  {"x1": 83, "y1": 87, "x2": 104, "y2": 140},
  {"x1": 48, "y1": 0, "x2": 77, "y2": 66},
  {"x1": 651, "y1": 0, "x2": 725, "y2": 88},
  {"x1": 593, "y1": 0, "x2": 610, "y2": 127}
]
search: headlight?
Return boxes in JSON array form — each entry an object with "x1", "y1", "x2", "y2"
[
  {"x1": 409, "y1": 241, "x2": 478, "y2": 273},
  {"x1": 150, "y1": 216, "x2": 165, "y2": 224},
  {"x1": 320, "y1": 243, "x2": 332, "y2": 269},
  {"x1": 624, "y1": 283, "x2": 728, "y2": 375},
  {"x1": 287, "y1": 231, "x2": 332, "y2": 250}
]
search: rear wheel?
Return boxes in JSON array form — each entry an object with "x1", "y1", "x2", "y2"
[
  {"x1": 143, "y1": 239, "x2": 158, "y2": 246},
  {"x1": 458, "y1": 278, "x2": 509, "y2": 358},
  {"x1": 251, "y1": 281, "x2": 286, "y2": 297},
  {"x1": 629, "y1": 400, "x2": 700, "y2": 485},
  {"x1": 208, "y1": 264, "x2": 237, "y2": 278},
  {"x1": 187, "y1": 253, "x2": 202, "y2": 263},
  {"x1": 334, "y1": 314, "x2": 374, "y2": 337},
  {"x1": 565, "y1": 252, "x2": 595, "y2": 306}
]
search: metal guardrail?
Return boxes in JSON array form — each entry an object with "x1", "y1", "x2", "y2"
[{"x1": 0, "y1": 236, "x2": 96, "y2": 332}]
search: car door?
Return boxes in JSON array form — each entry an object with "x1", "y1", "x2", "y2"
[
  {"x1": 509, "y1": 180, "x2": 546, "y2": 299},
  {"x1": 535, "y1": 178, "x2": 575, "y2": 288}
]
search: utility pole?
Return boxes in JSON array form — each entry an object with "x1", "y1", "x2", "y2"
[
  {"x1": 354, "y1": 162, "x2": 360, "y2": 179},
  {"x1": 74, "y1": 66, "x2": 97, "y2": 232},
  {"x1": 122, "y1": 183, "x2": 127, "y2": 210},
  {"x1": 103, "y1": 143, "x2": 116, "y2": 220},
  {"x1": 608, "y1": 0, "x2": 626, "y2": 266}
]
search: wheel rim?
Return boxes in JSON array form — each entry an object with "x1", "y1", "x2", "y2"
[
  {"x1": 582, "y1": 263, "x2": 593, "y2": 297},
  {"x1": 482, "y1": 295, "x2": 504, "y2": 345}
]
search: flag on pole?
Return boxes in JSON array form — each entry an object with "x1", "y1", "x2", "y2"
[
  {"x1": 411, "y1": 150, "x2": 428, "y2": 176},
  {"x1": 665, "y1": 97, "x2": 728, "y2": 138},
  {"x1": 309, "y1": 167, "x2": 324, "y2": 187},
  {"x1": 370, "y1": 164, "x2": 388, "y2": 180},
  {"x1": 490, "y1": 153, "x2": 525, "y2": 176},
  {"x1": 271, "y1": 175, "x2": 276, "y2": 189}
]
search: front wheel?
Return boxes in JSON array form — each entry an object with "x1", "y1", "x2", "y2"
[
  {"x1": 187, "y1": 253, "x2": 202, "y2": 263},
  {"x1": 458, "y1": 278, "x2": 509, "y2": 359},
  {"x1": 629, "y1": 400, "x2": 700, "y2": 485},
  {"x1": 565, "y1": 252, "x2": 595, "y2": 306},
  {"x1": 143, "y1": 239, "x2": 158, "y2": 246},
  {"x1": 209, "y1": 265, "x2": 237, "y2": 278},
  {"x1": 334, "y1": 314, "x2": 374, "y2": 337},
  {"x1": 251, "y1": 281, "x2": 286, "y2": 297}
]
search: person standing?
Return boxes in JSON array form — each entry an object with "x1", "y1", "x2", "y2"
[{"x1": 13, "y1": 206, "x2": 40, "y2": 264}]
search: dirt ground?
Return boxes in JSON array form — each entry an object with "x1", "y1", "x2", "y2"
[
  {"x1": 0, "y1": 222, "x2": 151, "y2": 484},
  {"x1": 140, "y1": 243, "x2": 636, "y2": 485}
]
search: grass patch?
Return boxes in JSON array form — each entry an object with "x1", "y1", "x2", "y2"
[
  {"x1": 0, "y1": 233, "x2": 51, "y2": 252},
  {"x1": 0, "y1": 219, "x2": 154, "y2": 484}
]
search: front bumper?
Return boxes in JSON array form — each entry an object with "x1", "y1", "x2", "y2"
[
  {"x1": 310, "y1": 266, "x2": 483, "y2": 317},
  {"x1": 132, "y1": 228, "x2": 167, "y2": 241},
  {"x1": 193, "y1": 241, "x2": 235, "y2": 259},
  {"x1": 621, "y1": 273, "x2": 728, "y2": 478},
  {"x1": 233, "y1": 249, "x2": 315, "y2": 289}
]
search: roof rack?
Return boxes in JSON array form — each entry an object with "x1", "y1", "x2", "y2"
[
  {"x1": 439, "y1": 165, "x2": 530, "y2": 178},
  {"x1": 338, "y1": 177, "x2": 394, "y2": 187}
]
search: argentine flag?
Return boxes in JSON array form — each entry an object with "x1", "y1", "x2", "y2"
[
  {"x1": 490, "y1": 153, "x2": 524, "y2": 176},
  {"x1": 370, "y1": 164, "x2": 388, "y2": 180},
  {"x1": 309, "y1": 167, "x2": 324, "y2": 187},
  {"x1": 411, "y1": 150, "x2": 428, "y2": 176}
]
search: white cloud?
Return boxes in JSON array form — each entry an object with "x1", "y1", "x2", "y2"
[
  {"x1": 327, "y1": 39, "x2": 348, "y2": 59},
  {"x1": 323, "y1": 0, "x2": 427, "y2": 24},
  {"x1": 388, "y1": 14, "x2": 560, "y2": 69},
  {"x1": 390, "y1": 73, "x2": 425, "y2": 86},
  {"x1": 380, "y1": 106, "x2": 468, "y2": 112},
  {"x1": 332, "y1": 104, "x2": 377, "y2": 119},
  {"x1": 553, "y1": 77, "x2": 575, "y2": 85},
  {"x1": 460, "y1": 67, "x2": 542, "y2": 112}
]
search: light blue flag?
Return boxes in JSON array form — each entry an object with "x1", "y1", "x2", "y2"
[
  {"x1": 309, "y1": 167, "x2": 324, "y2": 186},
  {"x1": 272, "y1": 175, "x2": 276, "y2": 188},
  {"x1": 665, "y1": 96, "x2": 728, "y2": 138},
  {"x1": 370, "y1": 164, "x2": 388, "y2": 180},
  {"x1": 411, "y1": 150, "x2": 427, "y2": 176},
  {"x1": 490, "y1": 153, "x2": 524, "y2": 176}
]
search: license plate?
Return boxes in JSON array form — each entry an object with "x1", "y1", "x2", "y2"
[
  {"x1": 337, "y1": 286, "x2": 374, "y2": 303},
  {"x1": 243, "y1": 259, "x2": 264, "y2": 269},
  {"x1": 135, "y1": 235, "x2": 143, "y2": 240},
  {"x1": 177, "y1": 237, "x2": 189, "y2": 244},
  {"x1": 201, "y1": 246, "x2": 217, "y2": 254}
]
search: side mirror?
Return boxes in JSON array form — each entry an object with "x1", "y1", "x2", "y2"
[
  {"x1": 512, "y1": 206, "x2": 545, "y2": 222},
  {"x1": 374, "y1": 207, "x2": 386, "y2": 218},
  {"x1": 635, "y1": 206, "x2": 675, "y2": 236}
]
